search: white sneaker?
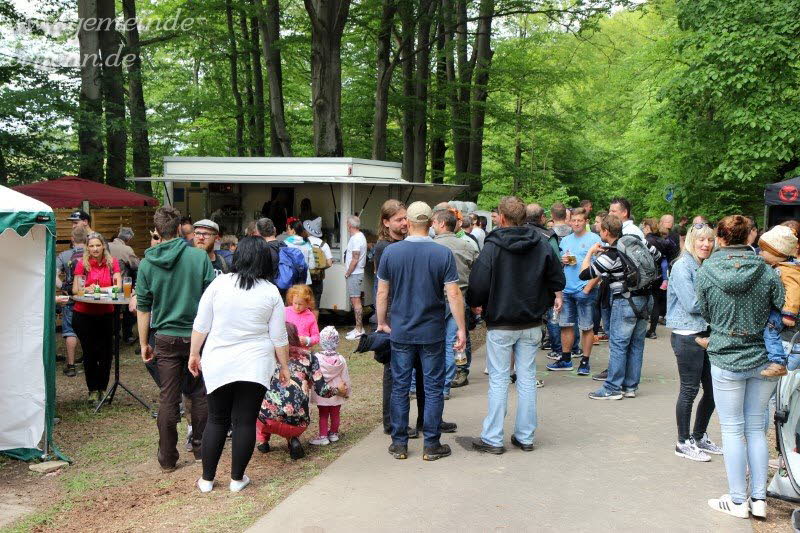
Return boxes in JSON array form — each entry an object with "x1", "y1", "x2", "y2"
[
  {"x1": 328, "y1": 433, "x2": 340, "y2": 442},
  {"x1": 197, "y1": 478, "x2": 214, "y2": 493},
  {"x1": 230, "y1": 474, "x2": 250, "y2": 492},
  {"x1": 750, "y1": 498, "x2": 766, "y2": 518},
  {"x1": 309, "y1": 436, "x2": 330, "y2": 446},
  {"x1": 708, "y1": 494, "x2": 749, "y2": 518},
  {"x1": 694, "y1": 433, "x2": 723, "y2": 455},
  {"x1": 675, "y1": 440, "x2": 710, "y2": 462},
  {"x1": 622, "y1": 389, "x2": 636, "y2": 398},
  {"x1": 345, "y1": 329, "x2": 364, "y2": 341}
]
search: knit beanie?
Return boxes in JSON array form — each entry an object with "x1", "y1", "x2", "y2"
[
  {"x1": 759, "y1": 225, "x2": 798, "y2": 259},
  {"x1": 319, "y1": 326, "x2": 339, "y2": 352}
]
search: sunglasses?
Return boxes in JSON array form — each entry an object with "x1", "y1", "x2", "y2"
[{"x1": 692, "y1": 223, "x2": 709, "y2": 230}]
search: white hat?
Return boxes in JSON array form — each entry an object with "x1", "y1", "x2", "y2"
[
  {"x1": 407, "y1": 201, "x2": 433, "y2": 222},
  {"x1": 303, "y1": 217, "x2": 323, "y2": 238}
]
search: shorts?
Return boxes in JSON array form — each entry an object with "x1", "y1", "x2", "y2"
[
  {"x1": 61, "y1": 304, "x2": 76, "y2": 338},
  {"x1": 347, "y1": 274, "x2": 364, "y2": 298},
  {"x1": 559, "y1": 290, "x2": 597, "y2": 331}
]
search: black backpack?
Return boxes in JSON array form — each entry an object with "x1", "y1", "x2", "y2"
[
  {"x1": 62, "y1": 248, "x2": 84, "y2": 295},
  {"x1": 609, "y1": 235, "x2": 658, "y2": 319}
]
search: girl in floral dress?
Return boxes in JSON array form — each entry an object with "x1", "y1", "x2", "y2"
[{"x1": 256, "y1": 322, "x2": 348, "y2": 459}]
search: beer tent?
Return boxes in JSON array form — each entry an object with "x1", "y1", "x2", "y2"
[{"x1": 0, "y1": 185, "x2": 58, "y2": 460}]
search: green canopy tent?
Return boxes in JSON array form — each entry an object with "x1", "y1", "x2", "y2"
[{"x1": 0, "y1": 185, "x2": 59, "y2": 460}]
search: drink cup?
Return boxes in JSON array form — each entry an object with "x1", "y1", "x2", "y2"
[
  {"x1": 76, "y1": 275, "x2": 85, "y2": 297},
  {"x1": 455, "y1": 349, "x2": 467, "y2": 366},
  {"x1": 123, "y1": 277, "x2": 132, "y2": 299},
  {"x1": 568, "y1": 254, "x2": 577, "y2": 266}
]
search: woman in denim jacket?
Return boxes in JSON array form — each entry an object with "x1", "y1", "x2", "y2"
[{"x1": 666, "y1": 223, "x2": 721, "y2": 463}]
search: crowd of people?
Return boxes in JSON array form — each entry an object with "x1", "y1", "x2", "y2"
[{"x1": 53, "y1": 192, "x2": 800, "y2": 521}]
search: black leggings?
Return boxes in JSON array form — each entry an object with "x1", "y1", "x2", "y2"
[
  {"x1": 671, "y1": 333, "x2": 715, "y2": 442},
  {"x1": 71, "y1": 311, "x2": 113, "y2": 392},
  {"x1": 202, "y1": 381, "x2": 266, "y2": 482}
]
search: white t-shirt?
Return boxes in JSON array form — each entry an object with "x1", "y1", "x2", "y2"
[
  {"x1": 345, "y1": 231, "x2": 368, "y2": 275},
  {"x1": 192, "y1": 273, "x2": 288, "y2": 394},
  {"x1": 471, "y1": 227, "x2": 486, "y2": 249}
]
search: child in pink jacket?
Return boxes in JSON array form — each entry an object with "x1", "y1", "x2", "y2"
[
  {"x1": 309, "y1": 326, "x2": 351, "y2": 446},
  {"x1": 284, "y1": 284, "x2": 320, "y2": 348}
]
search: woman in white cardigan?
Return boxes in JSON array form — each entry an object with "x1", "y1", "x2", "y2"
[{"x1": 189, "y1": 236, "x2": 291, "y2": 493}]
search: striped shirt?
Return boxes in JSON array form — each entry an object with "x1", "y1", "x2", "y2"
[{"x1": 581, "y1": 241, "x2": 662, "y2": 296}]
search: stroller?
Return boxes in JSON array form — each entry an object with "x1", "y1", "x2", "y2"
[{"x1": 768, "y1": 331, "x2": 800, "y2": 506}]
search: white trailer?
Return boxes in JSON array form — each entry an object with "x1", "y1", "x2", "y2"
[{"x1": 129, "y1": 157, "x2": 467, "y2": 311}]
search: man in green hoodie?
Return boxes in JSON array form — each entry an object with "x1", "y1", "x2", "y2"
[{"x1": 137, "y1": 206, "x2": 216, "y2": 472}]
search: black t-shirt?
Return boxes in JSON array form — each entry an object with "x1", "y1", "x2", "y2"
[
  {"x1": 373, "y1": 238, "x2": 399, "y2": 274},
  {"x1": 210, "y1": 254, "x2": 229, "y2": 277}
]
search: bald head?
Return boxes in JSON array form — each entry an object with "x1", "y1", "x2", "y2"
[{"x1": 525, "y1": 203, "x2": 545, "y2": 225}]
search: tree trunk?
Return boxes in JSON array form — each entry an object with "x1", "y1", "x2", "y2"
[
  {"x1": 430, "y1": 20, "x2": 447, "y2": 184},
  {"x1": 444, "y1": 0, "x2": 470, "y2": 178},
  {"x1": 513, "y1": 95, "x2": 522, "y2": 194},
  {"x1": 77, "y1": 0, "x2": 104, "y2": 181},
  {"x1": 225, "y1": 0, "x2": 245, "y2": 156},
  {"x1": 371, "y1": 0, "x2": 396, "y2": 160},
  {"x1": 465, "y1": 0, "x2": 494, "y2": 199},
  {"x1": 304, "y1": 0, "x2": 350, "y2": 157},
  {"x1": 0, "y1": 143, "x2": 7, "y2": 186},
  {"x1": 122, "y1": 0, "x2": 152, "y2": 195},
  {"x1": 412, "y1": 0, "x2": 437, "y2": 183},
  {"x1": 255, "y1": 0, "x2": 292, "y2": 156},
  {"x1": 250, "y1": 11, "x2": 266, "y2": 156},
  {"x1": 399, "y1": 0, "x2": 416, "y2": 179},
  {"x1": 239, "y1": 10, "x2": 257, "y2": 155},
  {"x1": 98, "y1": 0, "x2": 127, "y2": 188}
]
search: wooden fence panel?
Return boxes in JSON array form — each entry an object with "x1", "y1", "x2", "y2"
[{"x1": 53, "y1": 206, "x2": 156, "y2": 258}]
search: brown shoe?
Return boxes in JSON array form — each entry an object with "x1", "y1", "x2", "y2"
[
  {"x1": 695, "y1": 337, "x2": 710, "y2": 350},
  {"x1": 761, "y1": 363, "x2": 788, "y2": 378}
]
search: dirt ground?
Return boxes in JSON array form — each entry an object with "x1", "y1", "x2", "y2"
[{"x1": 0, "y1": 325, "x2": 393, "y2": 533}]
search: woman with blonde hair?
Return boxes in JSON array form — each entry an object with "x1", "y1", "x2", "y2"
[
  {"x1": 666, "y1": 223, "x2": 721, "y2": 462},
  {"x1": 71, "y1": 232, "x2": 122, "y2": 404}
]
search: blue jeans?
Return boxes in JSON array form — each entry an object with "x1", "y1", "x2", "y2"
[
  {"x1": 444, "y1": 315, "x2": 472, "y2": 394},
  {"x1": 391, "y1": 341, "x2": 445, "y2": 448},
  {"x1": 711, "y1": 363, "x2": 778, "y2": 502},
  {"x1": 481, "y1": 327, "x2": 541, "y2": 447},
  {"x1": 764, "y1": 310, "x2": 788, "y2": 366},
  {"x1": 603, "y1": 295, "x2": 652, "y2": 394},
  {"x1": 559, "y1": 290, "x2": 597, "y2": 331},
  {"x1": 546, "y1": 307, "x2": 579, "y2": 353}
]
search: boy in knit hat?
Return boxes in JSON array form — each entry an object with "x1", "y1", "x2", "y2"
[{"x1": 758, "y1": 224, "x2": 800, "y2": 377}]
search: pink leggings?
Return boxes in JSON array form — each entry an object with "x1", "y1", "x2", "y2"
[{"x1": 318, "y1": 405, "x2": 341, "y2": 436}]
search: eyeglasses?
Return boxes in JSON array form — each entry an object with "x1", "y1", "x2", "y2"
[{"x1": 194, "y1": 231, "x2": 216, "y2": 238}]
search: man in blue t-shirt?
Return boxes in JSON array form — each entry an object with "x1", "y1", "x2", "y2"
[
  {"x1": 547, "y1": 207, "x2": 601, "y2": 376},
  {"x1": 376, "y1": 201, "x2": 466, "y2": 462}
]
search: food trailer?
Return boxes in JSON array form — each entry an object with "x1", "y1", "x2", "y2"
[{"x1": 129, "y1": 157, "x2": 467, "y2": 311}]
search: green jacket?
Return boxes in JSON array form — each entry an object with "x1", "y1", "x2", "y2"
[
  {"x1": 136, "y1": 238, "x2": 216, "y2": 337},
  {"x1": 696, "y1": 245, "x2": 784, "y2": 372}
]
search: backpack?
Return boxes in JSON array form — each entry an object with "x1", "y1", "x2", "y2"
[
  {"x1": 310, "y1": 243, "x2": 330, "y2": 281},
  {"x1": 611, "y1": 234, "x2": 658, "y2": 318},
  {"x1": 273, "y1": 246, "x2": 308, "y2": 290},
  {"x1": 62, "y1": 248, "x2": 84, "y2": 295}
]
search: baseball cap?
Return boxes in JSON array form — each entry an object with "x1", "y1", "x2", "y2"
[
  {"x1": 193, "y1": 219, "x2": 219, "y2": 233},
  {"x1": 407, "y1": 201, "x2": 433, "y2": 222},
  {"x1": 68, "y1": 210, "x2": 90, "y2": 222}
]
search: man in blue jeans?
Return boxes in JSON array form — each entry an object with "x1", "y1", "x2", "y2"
[
  {"x1": 579, "y1": 214, "x2": 659, "y2": 400},
  {"x1": 547, "y1": 207, "x2": 601, "y2": 375},
  {"x1": 376, "y1": 201, "x2": 466, "y2": 461},
  {"x1": 467, "y1": 196, "x2": 565, "y2": 454}
]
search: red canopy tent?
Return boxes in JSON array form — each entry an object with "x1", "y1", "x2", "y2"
[{"x1": 13, "y1": 176, "x2": 157, "y2": 208}]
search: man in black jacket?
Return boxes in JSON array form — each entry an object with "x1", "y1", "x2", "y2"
[{"x1": 467, "y1": 196, "x2": 565, "y2": 454}]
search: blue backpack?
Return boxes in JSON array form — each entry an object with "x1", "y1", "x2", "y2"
[{"x1": 272, "y1": 246, "x2": 308, "y2": 290}]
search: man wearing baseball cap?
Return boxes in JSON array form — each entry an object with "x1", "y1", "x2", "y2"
[
  {"x1": 193, "y1": 219, "x2": 228, "y2": 276},
  {"x1": 376, "y1": 201, "x2": 467, "y2": 462},
  {"x1": 68, "y1": 210, "x2": 93, "y2": 232}
]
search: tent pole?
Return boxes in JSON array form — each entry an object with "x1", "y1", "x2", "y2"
[{"x1": 764, "y1": 204, "x2": 769, "y2": 230}]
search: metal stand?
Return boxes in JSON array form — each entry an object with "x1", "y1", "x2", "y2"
[{"x1": 94, "y1": 303, "x2": 152, "y2": 414}]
